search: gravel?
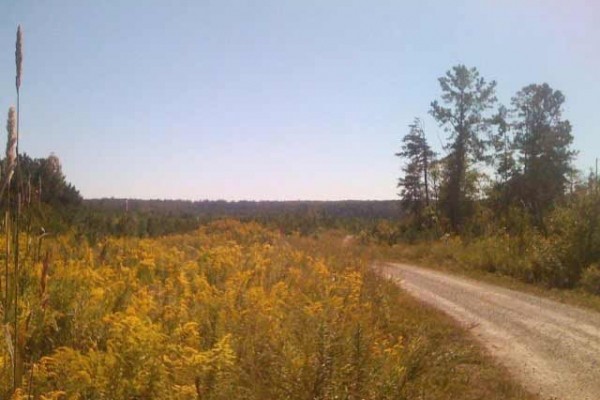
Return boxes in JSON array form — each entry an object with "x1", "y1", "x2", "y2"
[{"x1": 379, "y1": 263, "x2": 600, "y2": 400}]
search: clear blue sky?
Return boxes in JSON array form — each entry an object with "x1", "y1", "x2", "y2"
[{"x1": 0, "y1": 0, "x2": 597, "y2": 200}]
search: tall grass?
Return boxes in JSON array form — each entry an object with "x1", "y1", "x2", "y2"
[
  {"x1": 2, "y1": 107, "x2": 17, "y2": 314},
  {"x1": 1, "y1": 107, "x2": 17, "y2": 197},
  {"x1": 13, "y1": 24, "x2": 23, "y2": 392}
]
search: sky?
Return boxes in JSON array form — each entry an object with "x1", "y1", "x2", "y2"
[{"x1": 0, "y1": 0, "x2": 598, "y2": 200}]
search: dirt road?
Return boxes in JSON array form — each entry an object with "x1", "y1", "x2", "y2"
[{"x1": 379, "y1": 263, "x2": 600, "y2": 400}]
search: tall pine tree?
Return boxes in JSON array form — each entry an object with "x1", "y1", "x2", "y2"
[
  {"x1": 430, "y1": 65, "x2": 496, "y2": 231},
  {"x1": 511, "y1": 83, "x2": 576, "y2": 226}
]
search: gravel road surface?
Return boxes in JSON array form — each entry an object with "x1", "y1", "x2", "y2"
[{"x1": 379, "y1": 263, "x2": 600, "y2": 400}]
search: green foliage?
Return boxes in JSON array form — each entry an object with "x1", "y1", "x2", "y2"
[
  {"x1": 8, "y1": 153, "x2": 82, "y2": 209},
  {"x1": 511, "y1": 83, "x2": 577, "y2": 226},
  {"x1": 396, "y1": 118, "x2": 436, "y2": 218},
  {"x1": 430, "y1": 65, "x2": 497, "y2": 231},
  {"x1": 529, "y1": 236, "x2": 572, "y2": 288},
  {"x1": 581, "y1": 264, "x2": 600, "y2": 295},
  {"x1": 390, "y1": 190, "x2": 600, "y2": 292},
  {"x1": 78, "y1": 199, "x2": 403, "y2": 241},
  {"x1": 393, "y1": 65, "x2": 591, "y2": 297},
  {"x1": 523, "y1": 190, "x2": 600, "y2": 288}
]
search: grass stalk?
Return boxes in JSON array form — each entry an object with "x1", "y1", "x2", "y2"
[{"x1": 12, "y1": 23, "x2": 23, "y2": 392}]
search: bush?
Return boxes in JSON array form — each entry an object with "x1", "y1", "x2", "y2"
[
  {"x1": 581, "y1": 264, "x2": 600, "y2": 295},
  {"x1": 530, "y1": 237, "x2": 574, "y2": 288},
  {"x1": 540, "y1": 193, "x2": 600, "y2": 286},
  {"x1": 458, "y1": 236, "x2": 511, "y2": 273}
]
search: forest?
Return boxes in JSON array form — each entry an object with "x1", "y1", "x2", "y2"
[{"x1": 79, "y1": 198, "x2": 401, "y2": 239}]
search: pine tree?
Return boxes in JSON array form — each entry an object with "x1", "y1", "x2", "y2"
[
  {"x1": 430, "y1": 65, "x2": 496, "y2": 231},
  {"x1": 396, "y1": 118, "x2": 435, "y2": 219},
  {"x1": 488, "y1": 105, "x2": 516, "y2": 216},
  {"x1": 511, "y1": 83, "x2": 576, "y2": 226}
]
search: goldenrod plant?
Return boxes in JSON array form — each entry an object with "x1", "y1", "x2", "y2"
[{"x1": 0, "y1": 221, "x2": 533, "y2": 399}]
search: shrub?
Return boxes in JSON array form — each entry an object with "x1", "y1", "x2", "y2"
[
  {"x1": 530, "y1": 237, "x2": 574, "y2": 288},
  {"x1": 581, "y1": 264, "x2": 600, "y2": 295},
  {"x1": 459, "y1": 236, "x2": 511, "y2": 273}
]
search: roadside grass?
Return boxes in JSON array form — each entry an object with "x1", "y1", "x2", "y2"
[
  {"x1": 370, "y1": 274, "x2": 538, "y2": 400},
  {"x1": 297, "y1": 232, "x2": 538, "y2": 400},
  {"x1": 378, "y1": 240, "x2": 600, "y2": 314}
]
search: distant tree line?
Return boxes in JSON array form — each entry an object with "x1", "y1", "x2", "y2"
[
  {"x1": 0, "y1": 154, "x2": 404, "y2": 241},
  {"x1": 78, "y1": 199, "x2": 402, "y2": 240}
]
